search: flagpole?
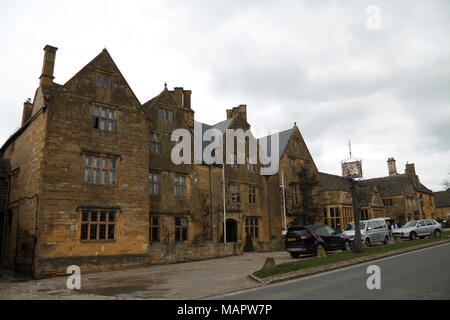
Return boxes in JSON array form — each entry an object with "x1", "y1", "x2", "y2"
[
  {"x1": 222, "y1": 164, "x2": 227, "y2": 243},
  {"x1": 281, "y1": 170, "x2": 287, "y2": 232}
]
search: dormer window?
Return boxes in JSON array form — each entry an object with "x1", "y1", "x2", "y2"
[
  {"x1": 93, "y1": 106, "x2": 116, "y2": 132},
  {"x1": 157, "y1": 107, "x2": 174, "y2": 121},
  {"x1": 96, "y1": 73, "x2": 110, "y2": 89}
]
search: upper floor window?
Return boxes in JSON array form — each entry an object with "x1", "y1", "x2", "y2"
[
  {"x1": 246, "y1": 156, "x2": 255, "y2": 171},
  {"x1": 93, "y1": 106, "x2": 116, "y2": 132},
  {"x1": 81, "y1": 210, "x2": 115, "y2": 241},
  {"x1": 174, "y1": 175, "x2": 186, "y2": 197},
  {"x1": 290, "y1": 158, "x2": 296, "y2": 175},
  {"x1": 291, "y1": 183, "x2": 299, "y2": 205},
  {"x1": 230, "y1": 154, "x2": 238, "y2": 168},
  {"x1": 231, "y1": 183, "x2": 241, "y2": 203},
  {"x1": 96, "y1": 73, "x2": 110, "y2": 89},
  {"x1": 150, "y1": 133, "x2": 162, "y2": 153},
  {"x1": 157, "y1": 107, "x2": 174, "y2": 121},
  {"x1": 248, "y1": 185, "x2": 257, "y2": 204},
  {"x1": 149, "y1": 172, "x2": 160, "y2": 196},
  {"x1": 84, "y1": 156, "x2": 116, "y2": 185}
]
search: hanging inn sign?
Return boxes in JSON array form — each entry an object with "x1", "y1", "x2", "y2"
[{"x1": 342, "y1": 160, "x2": 363, "y2": 179}]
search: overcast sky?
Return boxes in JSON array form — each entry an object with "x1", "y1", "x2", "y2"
[{"x1": 1, "y1": 0, "x2": 449, "y2": 190}]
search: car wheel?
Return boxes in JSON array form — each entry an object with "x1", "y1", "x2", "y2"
[
  {"x1": 409, "y1": 232, "x2": 417, "y2": 240},
  {"x1": 345, "y1": 241, "x2": 352, "y2": 251},
  {"x1": 365, "y1": 238, "x2": 370, "y2": 247},
  {"x1": 383, "y1": 236, "x2": 389, "y2": 245},
  {"x1": 434, "y1": 230, "x2": 442, "y2": 238},
  {"x1": 290, "y1": 252, "x2": 300, "y2": 258}
]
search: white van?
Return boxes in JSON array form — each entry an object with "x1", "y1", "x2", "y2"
[{"x1": 343, "y1": 218, "x2": 390, "y2": 247}]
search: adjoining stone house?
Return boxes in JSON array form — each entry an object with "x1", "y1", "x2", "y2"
[
  {"x1": 318, "y1": 172, "x2": 385, "y2": 231},
  {"x1": 364, "y1": 158, "x2": 435, "y2": 224},
  {"x1": 434, "y1": 190, "x2": 450, "y2": 220},
  {"x1": 258, "y1": 125, "x2": 321, "y2": 239}
]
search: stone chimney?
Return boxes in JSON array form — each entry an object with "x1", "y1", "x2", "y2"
[
  {"x1": 387, "y1": 157, "x2": 397, "y2": 176},
  {"x1": 39, "y1": 45, "x2": 58, "y2": 86},
  {"x1": 405, "y1": 163, "x2": 416, "y2": 177},
  {"x1": 226, "y1": 105, "x2": 247, "y2": 121},
  {"x1": 170, "y1": 87, "x2": 191, "y2": 108},
  {"x1": 21, "y1": 98, "x2": 33, "y2": 125}
]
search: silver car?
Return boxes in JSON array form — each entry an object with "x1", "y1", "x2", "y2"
[
  {"x1": 392, "y1": 219, "x2": 443, "y2": 240},
  {"x1": 343, "y1": 218, "x2": 390, "y2": 247}
]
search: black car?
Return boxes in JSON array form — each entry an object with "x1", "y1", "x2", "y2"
[{"x1": 285, "y1": 224, "x2": 348, "y2": 258}]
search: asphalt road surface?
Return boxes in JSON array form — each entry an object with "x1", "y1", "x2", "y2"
[{"x1": 214, "y1": 242, "x2": 450, "y2": 300}]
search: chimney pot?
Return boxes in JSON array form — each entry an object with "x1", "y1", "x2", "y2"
[{"x1": 22, "y1": 99, "x2": 33, "y2": 125}]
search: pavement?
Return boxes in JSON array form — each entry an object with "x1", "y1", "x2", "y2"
[
  {"x1": 212, "y1": 242, "x2": 450, "y2": 300},
  {"x1": 0, "y1": 250, "x2": 295, "y2": 300}
]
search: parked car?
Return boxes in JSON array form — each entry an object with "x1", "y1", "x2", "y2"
[
  {"x1": 343, "y1": 218, "x2": 390, "y2": 247},
  {"x1": 285, "y1": 224, "x2": 348, "y2": 258},
  {"x1": 392, "y1": 219, "x2": 443, "y2": 240}
]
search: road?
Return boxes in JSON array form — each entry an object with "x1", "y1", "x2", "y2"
[{"x1": 213, "y1": 242, "x2": 450, "y2": 300}]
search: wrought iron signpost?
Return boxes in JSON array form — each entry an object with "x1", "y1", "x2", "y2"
[{"x1": 342, "y1": 141, "x2": 364, "y2": 253}]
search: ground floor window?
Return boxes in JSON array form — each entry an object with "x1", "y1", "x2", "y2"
[
  {"x1": 175, "y1": 217, "x2": 188, "y2": 243},
  {"x1": 81, "y1": 210, "x2": 115, "y2": 241},
  {"x1": 245, "y1": 217, "x2": 259, "y2": 239},
  {"x1": 360, "y1": 208, "x2": 369, "y2": 220},
  {"x1": 150, "y1": 215, "x2": 160, "y2": 243}
]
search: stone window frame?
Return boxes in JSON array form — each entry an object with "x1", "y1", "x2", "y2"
[
  {"x1": 83, "y1": 155, "x2": 117, "y2": 186},
  {"x1": 157, "y1": 107, "x2": 174, "y2": 121},
  {"x1": 92, "y1": 105, "x2": 117, "y2": 132},
  {"x1": 174, "y1": 174, "x2": 187, "y2": 197},
  {"x1": 289, "y1": 157, "x2": 296, "y2": 175},
  {"x1": 150, "y1": 133, "x2": 162, "y2": 153},
  {"x1": 149, "y1": 215, "x2": 160, "y2": 243},
  {"x1": 175, "y1": 217, "x2": 188, "y2": 243},
  {"x1": 245, "y1": 216, "x2": 259, "y2": 239},
  {"x1": 80, "y1": 209, "x2": 116, "y2": 242},
  {"x1": 290, "y1": 183, "x2": 300, "y2": 206},
  {"x1": 149, "y1": 172, "x2": 160, "y2": 196},
  {"x1": 95, "y1": 72, "x2": 111, "y2": 89},
  {"x1": 230, "y1": 183, "x2": 241, "y2": 203},
  {"x1": 248, "y1": 184, "x2": 257, "y2": 204}
]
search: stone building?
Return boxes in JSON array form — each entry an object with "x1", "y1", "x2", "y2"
[
  {"x1": 0, "y1": 45, "x2": 306, "y2": 277},
  {"x1": 434, "y1": 190, "x2": 450, "y2": 220},
  {"x1": 0, "y1": 45, "x2": 437, "y2": 277}
]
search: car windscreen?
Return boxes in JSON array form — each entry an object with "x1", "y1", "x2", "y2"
[
  {"x1": 287, "y1": 227, "x2": 311, "y2": 236},
  {"x1": 344, "y1": 222, "x2": 366, "y2": 231},
  {"x1": 404, "y1": 221, "x2": 417, "y2": 228}
]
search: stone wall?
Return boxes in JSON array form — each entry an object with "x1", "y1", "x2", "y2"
[{"x1": 148, "y1": 242, "x2": 242, "y2": 264}]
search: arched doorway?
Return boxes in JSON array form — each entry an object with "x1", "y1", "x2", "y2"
[{"x1": 223, "y1": 218, "x2": 238, "y2": 243}]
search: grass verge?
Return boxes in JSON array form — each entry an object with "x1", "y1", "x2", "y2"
[{"x1": 254, "y1": 231, "x2": 450, "y2": 279}]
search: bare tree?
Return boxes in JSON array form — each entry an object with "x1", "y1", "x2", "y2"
[{"x1": 443, "y1": 171, "x2": 450, "y2": 190}]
